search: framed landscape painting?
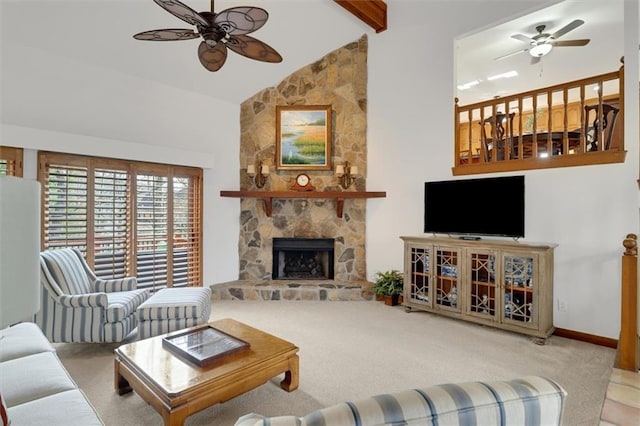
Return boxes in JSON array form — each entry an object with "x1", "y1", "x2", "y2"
[{"x1": 276, "y1": 105, "x2": 332, "y2": 170}]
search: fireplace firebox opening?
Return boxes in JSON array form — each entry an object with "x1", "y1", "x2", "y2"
[{"x1": 272, "y1": 238, "x2": 335, "y2": 280}]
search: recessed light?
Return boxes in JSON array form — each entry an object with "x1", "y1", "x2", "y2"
[
  {"x1": 487, "y1": 70, "x2": 518, "y2": 81},
  {"x1": 457, "y1": 80, "x2": 480, "y2": 91}
]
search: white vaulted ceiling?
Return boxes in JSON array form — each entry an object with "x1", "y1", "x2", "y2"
[
  {"x1": 0, "y1": 1, "x2": 369, "y2": 151},
  {"x1": 0, "y1": 1, "x2": 628, "y2": 150},
  {"x1": 456, "y1": 0, "x2": 625, "y2": 106}
]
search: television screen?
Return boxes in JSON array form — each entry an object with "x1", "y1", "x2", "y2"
[{"x1": 424, "y1": 175, "x2": 525, "y2": 238}]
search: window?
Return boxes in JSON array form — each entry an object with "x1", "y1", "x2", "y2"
[
  {"x1": 0, "y1": 146, "x2": 24, "y2": 177},
  {"x1": 38, "y1": 152, "x2": 202, "y2": 290}
]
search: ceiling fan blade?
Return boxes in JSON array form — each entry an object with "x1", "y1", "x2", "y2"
[
  {"x1": 152, "y1": 0, "x2": 209, "y2": 26},
  {"x1": 552, "y1": 39, "x2": 590, "y2": 47},
  {"x1": 198, "y1": 41, "x2": 227, "y2": 72},
  {"x1": 213, "y1": 7, "x2": 269, "y2": 35},
  {"x1": 494, "y1": 48, "x2": 528, "y2": 61},
  {"x1": 133, "y1": 29, "x2": 200, "y2": 41},
  {"x1": 226, "y1": 34, "x2": 282, "y2": 63},
  {"x1": 550, "y1": 19, "x2": 584, "y2": 40},
  {"x1": 511, "y1": 34, "x2": 533, "y2": 44}
]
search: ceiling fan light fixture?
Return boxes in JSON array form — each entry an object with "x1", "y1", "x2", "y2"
[
  {"x1": 529, "y1": 43, "x2": 552, "y2": 57},
  {"x1": 134, "y1": 0, "x2": 281, "y2": 72}
]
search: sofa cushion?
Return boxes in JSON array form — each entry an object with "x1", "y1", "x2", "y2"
[
  {"x1": 0, "y1": 322, "x2": 55, "y2": 362},
  {"x1": 0, "y1": 351, "x2": 77, "y2": 407},
  {"x1": 8, "y1": 389, "x2": 103, "y2": 426}
]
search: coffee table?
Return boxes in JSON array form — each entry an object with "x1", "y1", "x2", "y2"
[{"x1": 114, "y1": 318, "x2": 299, "y2": 426}]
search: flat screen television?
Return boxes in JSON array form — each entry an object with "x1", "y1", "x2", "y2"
[{"x1": 424, "y1": 175, "x2": 525, "y2": 238}]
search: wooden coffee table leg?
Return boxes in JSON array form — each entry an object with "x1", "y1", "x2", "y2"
[
  {"x1": 114, "y1": 357, "x2": 132, "y2": 395},
  {"x1": 162, "y1": 408, "x2": 189, "y2": 426},
  {"x1": 280, "y1": 354, "x2": 299, "y2": 392}
]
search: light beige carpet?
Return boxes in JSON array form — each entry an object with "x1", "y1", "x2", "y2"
[{"x1": 55, "y1": 300, "x2": 615, "y2": 426}]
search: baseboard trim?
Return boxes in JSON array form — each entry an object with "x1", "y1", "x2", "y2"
[{"x1": 554, "y1": 327, "x2": 618, "y2": 349}]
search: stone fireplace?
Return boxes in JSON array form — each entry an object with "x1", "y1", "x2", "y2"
[
  {"x1": 235, "y1": 34, "x2": 369, "y2": 285},
  {"x1": 272, "y1": 238, "x2": 335, "y2": 280}
]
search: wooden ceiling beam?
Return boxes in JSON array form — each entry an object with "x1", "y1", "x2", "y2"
[{"x1": 334, "y1": 0, "x2": 387, "y2": 33}]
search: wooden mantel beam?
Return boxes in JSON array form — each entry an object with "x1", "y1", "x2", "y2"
[
  {"x1": 220, "y1": 190, "x2": 386, "y2": 218},
  {"x1": 334, "y1": 0, "x2": 387, "y2": 33}
]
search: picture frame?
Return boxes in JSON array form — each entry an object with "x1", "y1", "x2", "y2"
[
  {"x1": 276, "y1": 105, "x2": 332, "y2": 171},
  {"x1": 162, "y1": 325, "x2": 250, "y2": 367}
]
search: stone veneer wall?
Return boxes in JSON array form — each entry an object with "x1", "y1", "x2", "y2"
[{"x1": 237, "y1": 34, "x2": 368, "y2": 282}]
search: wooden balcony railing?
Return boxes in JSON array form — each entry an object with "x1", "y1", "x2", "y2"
[
  {"x1": 454, "y1": 66, "x2": 625, "y2": 176},
  {"x1": 618, "y1": 233, "x2": 639, "y2": 372}
]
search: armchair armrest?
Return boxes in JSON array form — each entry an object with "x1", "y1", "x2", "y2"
[
  {"x1": 58, "y1": 293, "x2": 109, "y2": 308},
  {"x1": 93, "y1": 276, "x2": 138, "y2": 292}
]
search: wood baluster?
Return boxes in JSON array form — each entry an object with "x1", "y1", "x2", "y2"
[{"x1": 618, "y1": 233, "x2": 638, "y2": 371}]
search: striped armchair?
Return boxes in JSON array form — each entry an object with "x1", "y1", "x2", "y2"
[{"x1": 34, "y1": 248, "x2": 150, "y2": 343}]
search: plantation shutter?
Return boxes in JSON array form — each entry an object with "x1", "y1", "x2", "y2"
[
  {"x1": 38, "y1": 152, "x2": 203, "y2": 289},
  {"x1": 0, "y1": 146, "x2": 24, "y2": 177},
  {"x1": 42, "y1": 164, "x2": 89, "y2": 254},
  {"x1": 135, "y1": 172, "x2": 169, "y2": 290},
  {"x1": 172, "y1": 171, "x2": 202, "y2": 286},
  {"x1": 94, "y1": 168, "x2": 130, "y2": 278}
]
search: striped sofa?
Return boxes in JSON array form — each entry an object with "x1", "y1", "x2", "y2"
[
  {"x1": 235, "y1": 376, "x2": 566, "y2": 426},
  {"x1": 35, "y1": 248, "x2": 150, "y2": 343}
]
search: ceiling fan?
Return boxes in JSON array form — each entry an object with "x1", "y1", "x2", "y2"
[
  {"x1": 496, "y1": 19, "x2": 590, "y2": 64},
  {"x1": 134, "y1": 0, "x2": 282, "y2": 72}
]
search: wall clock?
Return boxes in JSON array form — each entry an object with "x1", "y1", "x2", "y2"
[{"x1": 290, "y1": 173, "x2": 316, "y2": 191}]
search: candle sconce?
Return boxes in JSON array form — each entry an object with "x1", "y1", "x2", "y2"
[
  {"x1": 335, "y1": 161, "x2": 358, "y2": 189},
  {"x1": 247, "y1": 160, "x2": 270, "y2": 188}
]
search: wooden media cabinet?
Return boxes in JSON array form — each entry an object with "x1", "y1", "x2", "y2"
[{"x1": 401, "y1": 236, "x2": 556, "y2": 343}]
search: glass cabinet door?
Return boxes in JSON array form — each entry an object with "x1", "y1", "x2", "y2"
[
  {"x1": 434, "y1": 247, "x2": 460, "y2": 312},
  {"x1": 466, "y1": 250, "x2": 497, "y2": 320},
  {"x1": 501, "y1": 254, "x2": 537, "y2": 328},
  {"x1": 407, "y1": 245, "x2": 431, "y2": 306}
]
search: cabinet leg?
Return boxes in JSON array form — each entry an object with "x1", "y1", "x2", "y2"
[
  {"x1": 532, "y1": 337, "x2": 546, "y2": 345},
  {"x1": 404, "y1": 306, "x2": 412, "y2": 313}
]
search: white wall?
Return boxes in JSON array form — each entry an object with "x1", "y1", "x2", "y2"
[
  {"x1": 366, "y1": 0, "x2": 639, "y2": 339},
  {"x1": 2, "y1": 0, "x2": 638, "y2": 339},
  {"x1": 0, "y1": 53, "x2": 242, "y2": 288}
]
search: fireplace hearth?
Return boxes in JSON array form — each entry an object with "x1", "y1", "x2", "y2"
[{"x1": 272, "y1": 238, "x2": 335, "y2": 280}]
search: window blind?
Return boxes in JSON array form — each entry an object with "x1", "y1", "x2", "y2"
[
  {"x1": 136, "y1": 173, "x2": 169, "y2": 290},
  {"x1": 0, "y1": 146, "x2": 24, "y2": 177},
  {"x1": 38, "y1": 152, "x2": 203, "y2": 290},
  {"x1": 173, "y1": 174, "x2": 202, "y2": 287},
  {"x1": 94, "y1": 168, "x2": 130, "y2": 278},
  {"x1": 43, "y1": 165, "x2": 89, "y2": 253}
]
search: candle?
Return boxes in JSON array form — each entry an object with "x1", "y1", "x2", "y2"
[
  {"x1": 335, "y1": 165, "x2": 344, "y2": 176},
  {"x1": 261, "y1": 165, "x2": 270, "y2": 175},
  {"x1": 247, "y1": 164, "x2": 255, "y2": 175}
]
